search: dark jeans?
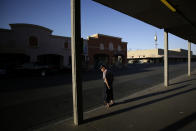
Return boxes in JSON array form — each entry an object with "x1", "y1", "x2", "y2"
[{"x1": 104, "y1": 83, "x2": 113, "y2": 103}]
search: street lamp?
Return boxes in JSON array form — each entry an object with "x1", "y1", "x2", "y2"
[{"x1": 154, "y1": 33, "x2": 158, "y2": 49}]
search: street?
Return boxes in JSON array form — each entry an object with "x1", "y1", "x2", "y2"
[{"x1": 1, "y1": 62, "x2": 196, "y2": 130}]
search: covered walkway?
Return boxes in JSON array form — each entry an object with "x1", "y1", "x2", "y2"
[{"x1": 70, "y1": 0, "x2": 196, "y2": 125}]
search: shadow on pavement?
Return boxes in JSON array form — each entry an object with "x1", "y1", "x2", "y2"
[
  {"x1": 83, "y1": 84, "x2": 195, "y2": 124},
  {"x1": 160, "y1": 112, "x2": 196, "y2": 131},
  {"x1": 170, "y1": 78, "x2": 196, "y2": 86},
  {"x1": 114, "y1": 84, "x2": 192, "y2": 106}
]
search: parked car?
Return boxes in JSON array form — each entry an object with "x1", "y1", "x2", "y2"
[
  {"x1": 0, "y1": 68, "x2": 7, "y2": 76},
  {"x1": 16, "y1": 62, "x2": 59, "y2": 76}
]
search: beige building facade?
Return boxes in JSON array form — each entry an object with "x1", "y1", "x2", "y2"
[
  {"x1": 0, "y1": 24, "x2": 127, "y2": 69},
  {"x1": 127, "y1": 48, "x2": 195, "y2": 64},
  {"x1": 0, "y1": 24, "x2": 87, "y2": 68}
]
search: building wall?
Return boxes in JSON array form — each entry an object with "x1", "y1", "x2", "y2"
[
  {"x1": 0, "y1": 24, "x2": 71, "y2": 68},
  {"x1": 168, "y1": 49, "x2": 192, "y2": 58},
  {"x1": 127, "y1": 49, "x2": 161, "y2": 58},
  {"x1": 87, "y1": 34, "x2": 127, "y2": 68},
  {"x1": 0, "y1": 24, "x2": 127, "y2": 69},
  {"x1": 128, "y1": 48, "x2": 194, "y2": 64},
  {"x1": 128, "y1": 48, "x2": 192, "y2": 59}
]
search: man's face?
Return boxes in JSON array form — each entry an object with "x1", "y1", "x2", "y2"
[{"x1": 101, "y1": 67, "x2": 105, "y2": 72}]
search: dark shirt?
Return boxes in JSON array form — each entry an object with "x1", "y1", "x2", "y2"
[{"x1": 105, "y1": 70, "x2": 114, "y2": 86}]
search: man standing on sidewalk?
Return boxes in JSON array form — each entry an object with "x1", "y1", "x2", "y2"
[{"x1": 100, "y1": 65, "x2": 114, "y2": 108}]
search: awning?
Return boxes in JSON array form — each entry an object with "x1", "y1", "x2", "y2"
[{"x1": 93, "y1": 0, "x2": 196, "y2": 44}]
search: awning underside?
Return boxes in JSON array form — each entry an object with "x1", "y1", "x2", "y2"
[{"x1": 93, "y1": 0, "x2": 196, "y2": 44}]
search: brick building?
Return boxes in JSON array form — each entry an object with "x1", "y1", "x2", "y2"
[{"x1": 87, "y1": 34, "x2": 127, "y2": 69}]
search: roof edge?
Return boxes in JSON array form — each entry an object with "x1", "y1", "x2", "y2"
[
  {"x1": 9, "y1": 23, "x2": 53, "y2": 33},
  {"x1": 89, "y1": 33, "x2": 122, "y2": 40}
]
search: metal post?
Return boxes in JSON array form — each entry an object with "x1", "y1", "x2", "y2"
[
  {"x1": 164, "y1": 30, "x2": 168, "y2": 87},
  {"x1": 71, "y1": 0, "x2": 83, "y2": 125},
  {"x1": 188, "y1": 41, "x2": 191, "y2": 77}
]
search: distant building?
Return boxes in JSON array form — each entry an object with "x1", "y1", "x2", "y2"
[
  {"x1": 87, "y1": 34, "x2": 127, "y2": 69},
  {"x1": 127, "y1": 48, "x2": 196, "y2": 64},
  {"x1": 0, "y1": 24, "x2": 127, "y2": 69},
  {"x1": 0, "y1": 24, "x2": 74, "y2": 68}
]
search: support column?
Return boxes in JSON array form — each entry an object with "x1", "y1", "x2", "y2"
[
  {"x1": 71, "y1": 0, "x2": 83, "y2": 125},
  {"x1": 164, "y1": 30, "x2": 168, "y2": 87},
  {"x1": 188, "y1": 41, "x2": 191, "y2": 76}
]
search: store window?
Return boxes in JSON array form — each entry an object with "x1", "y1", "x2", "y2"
[
  {"x1": 64, "y1": 42, "x2": 68, "y2": 48},
  {"x1": 29, "y1": 36, "x2": 38, "y2": 48},
  {"x1": 100, "y1": 43, "x2": 104, "y2": 50},
  {"x1": 118, "y1": 45, "x2": 122, "y2": 51},
  {"x1": 109, "y1": 42, "x2": 113, "y2": 51}
]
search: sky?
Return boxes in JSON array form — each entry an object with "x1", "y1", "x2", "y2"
[{"x1": 1, "y1": 0, "x2": 196, "y2": 54}]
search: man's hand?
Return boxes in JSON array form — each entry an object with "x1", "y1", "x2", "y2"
[{"x1": 105, "y1": 78, "x2": 110, "y2": 89}]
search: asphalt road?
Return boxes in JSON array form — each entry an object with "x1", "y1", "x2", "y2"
[{"x1": 1, "y1": 62, "x2": 196, "y2": 130}]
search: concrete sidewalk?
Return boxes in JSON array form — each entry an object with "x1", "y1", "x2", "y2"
[{"x1": 35, "y1": 71, "x2": 196, "y2": 131}]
